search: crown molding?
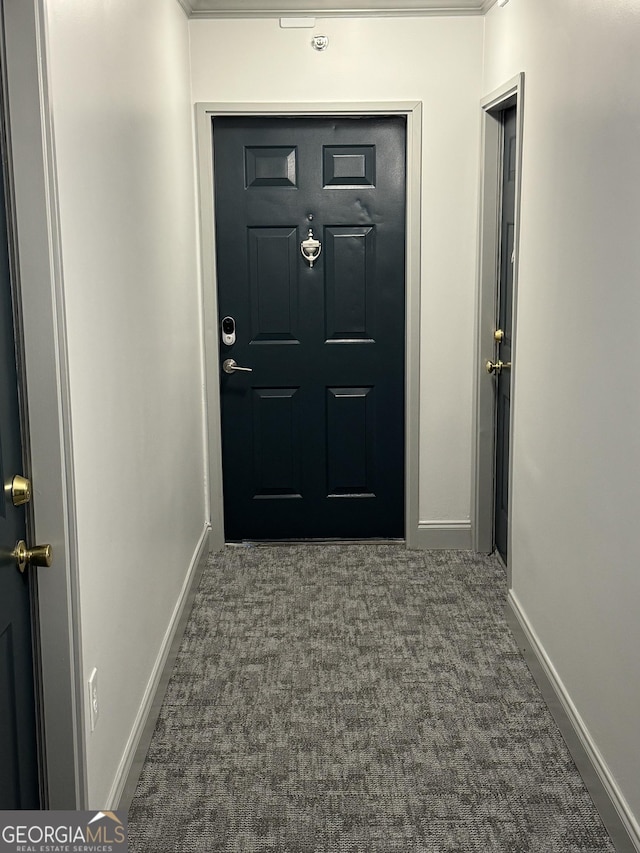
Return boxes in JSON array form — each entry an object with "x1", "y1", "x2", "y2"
[{"x1": 179, "y1": 0, "x2": 491, "y2": 17}]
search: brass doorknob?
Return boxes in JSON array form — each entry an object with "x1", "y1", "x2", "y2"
[
  {"x1": 486, "y1": 359, "x2": 511, "y2": 375},
  {"x1": 13, "y1": 540, "x2": 53, "y2": 573},
  {"x1": 11, "y1": 475, "x2": 32, "y2": 506}
]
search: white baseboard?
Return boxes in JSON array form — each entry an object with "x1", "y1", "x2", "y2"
[
  {"x1": 507, "y1": 591, "x2": 640, "y2": 853},
  {"x1": 109, "y1": 523, "x2": 212, "y2": 810},
  {"x1": 410, "y1": 520, "x2": 472, "y2": 550}
]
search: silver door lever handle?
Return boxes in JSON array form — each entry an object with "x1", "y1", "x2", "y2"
[{"x1": 223, "y1": 358, "x2": 253, "y2": 374}]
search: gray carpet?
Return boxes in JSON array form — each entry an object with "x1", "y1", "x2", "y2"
[{"x1": 128, "y1": 545, "x2": 615, "y2": 852}]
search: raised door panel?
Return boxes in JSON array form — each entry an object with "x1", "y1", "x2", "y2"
[
  {"x1": 245, "y1": 146, "x2": 298, "y2": 189},
  {"x1": 323, "y1": 145, "x2": 375, "y2": 188},
  {"x1": 252, "y1": 388, "x2": 301, "y2": 498},
  {"x1": 326, "y1": 387, "x2": 375, "y2": 497},
  {"x1": 324, "y1": 226, "x2": 375, "y2": 343},
  {"x1": 248, "y1": 227, "x2": 299, "y2": 344}
]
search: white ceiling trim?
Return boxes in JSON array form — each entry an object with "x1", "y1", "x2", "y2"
[
  {"x1": 176, "y1": 0, "x2": 501, "y2": 19},
  {"x1": 187, "y1": 9, "x2": 482, "y2": 17},
  {"x1": 178, "y1": 0, "x2": 496, "y2": 17}
]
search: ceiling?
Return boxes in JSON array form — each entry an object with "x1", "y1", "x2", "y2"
[{"x1": 180, "y1": 0, "x2": 496, "y2": 18}]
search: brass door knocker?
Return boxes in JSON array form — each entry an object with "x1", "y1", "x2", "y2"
[{"x1": 300, "y1": 228, "x2": 322, "y2": 268}]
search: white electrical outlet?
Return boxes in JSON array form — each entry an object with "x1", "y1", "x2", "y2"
[{"x1": 88, "y1": 668, "x2": 99, "y2": 731}]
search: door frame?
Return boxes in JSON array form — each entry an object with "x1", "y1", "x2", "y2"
[
  {"x1": 195, "y1": 102, "x2": 422, "y2": 548},
  {"x1": 0, "y1": 0, "x2": 86, "y2": 807},
  {"x1": 472, "y1": 73, "x2": 524, "y2": 581}
]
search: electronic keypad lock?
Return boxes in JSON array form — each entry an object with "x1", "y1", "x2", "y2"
[{"x1": 221, "y1": 316, "x2": 236, "y2": 346}]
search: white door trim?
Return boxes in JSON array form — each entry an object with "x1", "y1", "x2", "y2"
[
  {"x1": 472, "y1": 73, "x2": 524, "y2": 578},
  {"x1": 1, "y1": 0, "x2": 85, "y2": 807},
  {"x1": 195, "y1": 101, "x2": 422, "y2": 548}
]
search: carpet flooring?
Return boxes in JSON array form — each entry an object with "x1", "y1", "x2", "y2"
[{"x1": 128, "y1": 545, "x2": 615, "y2": 852}]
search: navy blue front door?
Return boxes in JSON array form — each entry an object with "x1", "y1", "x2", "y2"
[
  {"x1": 214, "y1": 116, "x2": 406, "y2": 540},
  {"x1": 494, "y1": 107, "x2": 517, "y2": 563},
  {"x1": 0, "y1": 131, "x2": 40, "y2": 807}
]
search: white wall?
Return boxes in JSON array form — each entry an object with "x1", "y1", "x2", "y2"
[
  {"x1": 484, "y1": 0, "x2": 640, "y2": 834},
  {"x1": 189, "y1": 16, "x2": 484, "y2": 529},
  {"x1": 43, "y1": 0, "x2": 206, "y2": 807}
]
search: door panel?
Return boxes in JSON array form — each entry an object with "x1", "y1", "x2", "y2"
[
  {"x1": 0, "y1": 142, "x2": 40, "y2": 807},
  {"x1": 245, "y1": 146, "x2": 297, "y2": 188},
  {"x1": 494, "y1": 106, "x2": 517, "y2": 563},
  {"x1": 252, "y1": 388, "x2": 302, "y2": 498},
  {"x1": 326, "y1": 386, "x2": 375, "y2": 497},
  {"x1": 214, "y1": 116, "x2": 405, "y2": 540},
  {"x1": 324, "y1": 226, "x2": 375, "y2": 341},
  {"x1": 323, "y1": 145, "x2": 375, "y2": 187},
  {"x1": 248, "y1": 227, "x2": 299, "y2": 343}
]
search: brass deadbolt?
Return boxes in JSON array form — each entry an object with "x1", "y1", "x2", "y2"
[
  {"x1": 494, "y1": 329, "x2": 505, "y2": 343},
  {"x1": 11, "y1": 475, "x2": 32, "y2": 506}
]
